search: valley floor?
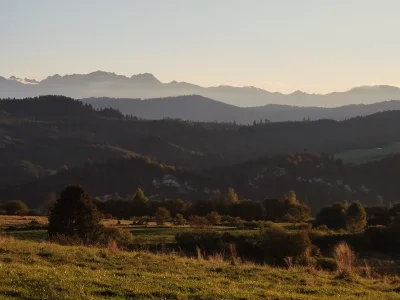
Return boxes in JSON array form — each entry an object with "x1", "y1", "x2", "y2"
[{"x1": 0, "y1": 237, "x2": 398, "y2": 299}]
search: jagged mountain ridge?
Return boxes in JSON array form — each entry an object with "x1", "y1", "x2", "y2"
[{"x1": 1, "y1": 71, "x2": 400, "y2": 107}]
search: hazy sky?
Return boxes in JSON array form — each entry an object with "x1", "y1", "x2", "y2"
[{"x1": 1, "y1": 0, "x2": 399, "y2": 94}]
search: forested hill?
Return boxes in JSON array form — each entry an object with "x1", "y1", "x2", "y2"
[
  {"x1": 2, "y1": 96, "x2": 400, "y2": 211},
  {"x1": 2, "y1": 96, "x2": 400, "y2": 172},
  {"x1": 2, "y1": 152, "x2": 400, "y2": 214}
]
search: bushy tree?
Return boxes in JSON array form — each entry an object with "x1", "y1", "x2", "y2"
[
  {"x1": 1, "y1": 200, "x2": 29, "y2": 215},
  {"x1": 206, "y1": 211, "x2": 221, "y2": 226},
  {"x1": 285, "y1": 190, "x2": 297, "y2": 205},
  {"x1": 274, "y1": 191, "x2": 311, "y2": 222},
  {"x1": 174, "y1": 213, "x2": 186, "y2": 226},
  {"x1": 258, "y1": 222, "x2": 312, "y2": 262},
  {"x1": 315, "y1": 201, "x2": 348, "y2": 229},
  {"x1": 131, "y1": 188, "x2": 148, "y2": 216},
  {"x1": 155, "y1": 207, "x2": 171, "y2": 225},
  {"x1": 48, "y1": 185, "x2": 103, "y2": 244},
  {"x1": 189, "y1": 215, "x2": 210, "y2": 228},
  {"x1": 224, "y1": 188, "x2": 239, "y2": 205},
  {"x1": 132, "y1": 188, "x2": 148, "y2": 203},
  {"x1": 101, "y1": 227, "x2": 134, "y2": 248},
  {"x1": 346, "y1": 202, "x2": 367, "y2": 232}
]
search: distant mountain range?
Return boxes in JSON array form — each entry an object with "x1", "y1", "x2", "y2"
[
  {"x1": 2, "y1": 71, "x2": 400, "y2": 107},
  {"x1": 83, "y1": 96, "x2": 400, "y2": 123}
]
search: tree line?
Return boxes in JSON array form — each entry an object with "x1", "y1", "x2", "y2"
[{"x1": 43, "y1": 184, "x2": 400, "y2": 266}]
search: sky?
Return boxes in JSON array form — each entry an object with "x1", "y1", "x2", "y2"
[{"x1": 1, "y1": 0, "x2": 399, "y2": 94}]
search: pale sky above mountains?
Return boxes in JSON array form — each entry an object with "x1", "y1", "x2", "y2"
[{"x1": 1, "y1": 0, "x2": 400, "y2": 95}]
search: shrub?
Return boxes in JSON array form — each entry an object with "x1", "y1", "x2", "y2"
[
  {"x1": 222, "y1": 216, "x2": 245, "y2": 228},
  {"x1": 189, "y1": 215, "x2": 210, "y2": 228},
  {"x1": 101, "y1": 227, "x2": 134, "y2": 248},
  {"x1": 346, "y1": 202, "x2": 367, "y2": 233},
  {"x1": 315, "y1": 201, "x2": 348, "y2": 230},
  {"x1": 316, "y1": 224, "x2": 329, "y2": 232},
  {"x1": 175, "y1": 230, "x2": 225, "y2": 253},
  {"x1": 281, "y1": 213, "x2": 297, "y2": 223},
  {"x1": 50, "y1": 234, "x2": 83, "y2": 246},
  {"x1": 174, "y1": 213, "x2": 186, "y2": 226},
  {"x1": 175, "y1": 224, "x2": 313, "y2": 265},
  {"x1": 155, "y1": 207, "x2": 172, "y2": 225},
  {"x1": 132, "y1": 188, "x2": 148, "y2": 203},
  {"x1": 242, "y1": 220, "x2": 262, "y2": 229},
  {"x1": 1, "y1": 200, "x2": 29, "y2": 215},
  {"x1": 258, "y1": 223, "x2": 312, "y2": 263},
  {"x1": 206, "y1": 211, "x2": 221, "y2": 226},
  {"x1": 233, "y1": 217, "x2": 245, "y2": 228},
  {"x1": 48, "y1": 185, "x2": 103, "y2": 245},
  {"x1": 316, "y1": 257, "x2": 337, "y2": 271},
  {"x1": 333, "y1": 242, "x2": 356, "y2": 273}
]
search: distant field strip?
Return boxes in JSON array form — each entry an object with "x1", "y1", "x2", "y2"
[{"x1": 335, "y1": 142, "x2": 400, "y2": 164}]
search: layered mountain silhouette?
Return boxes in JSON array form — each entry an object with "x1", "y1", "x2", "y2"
[
  {"x1": 2, "y1": 71, "x2": 400, "y2": 107},
  {"x1": 83, "y1": 96, "x2": 400, "y2": 123}
]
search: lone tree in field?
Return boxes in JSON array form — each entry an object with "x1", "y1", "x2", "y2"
[
  {"x1": 155, "y1": 207, "x2": 172, "y2": 225},
  {"x1": 1, "y1": 200, "x2": 29, "y2": 215},
  {"x1": 206, "y1": 211, "x2": 221, "y2": 226},
  {"x1": 224, "y1": 188, "x2": 239, "y2": 205},
  {"x1": 346, "y1": 202, "x2": 367, "y2": 232},
  {"x1": 174, "y1": 213, "x2": 186, "y2": 226},
  {"x1": 132, "y1": 188, "x2": 148, "y2": 203},
  {"x1": 131, "y1": 188, "x2": 148, "y2": 216},
  {"x1": 48, "y1": 185, "x2": 103, "y2": 244}
]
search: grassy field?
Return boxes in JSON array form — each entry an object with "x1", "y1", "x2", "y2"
[
  {"x1": 0, "y1": 237, "x2": 398, "y2": 300},
  {"x1": 5, "y1": 226, "x2": 257, "y2": 245},
  {"x1": 0, "y1": 215, "x2": 47, "y2": 227},
  {"x1": 335, "y1": 142, "x2": 400, "y2": 164},
  {"x1": 0, "y1": 215, "x2": 260, "y2": 244}
]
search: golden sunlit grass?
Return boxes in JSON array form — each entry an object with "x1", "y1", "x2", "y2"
[
  {"x1": 0, "y1": 236, "x2": 398, "y2": 299},
  {"x1": 0, "y1": 215, "x2": 174, "y2": 229},
  {"x1": 0, "y1": 215, "x2": 47, "y2": 227}
]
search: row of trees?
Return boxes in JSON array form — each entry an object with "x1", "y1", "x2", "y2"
[
  {"x1": 46, "y1": 186, "x2": 227, "y2": 244},
  {"x1": 315, "y1": 201, "x2": 366, "y2": 232},
  {"x1": 46, "y1": 185, "x2": 312, "y2": 245},
  {"x1": 315, "y1": 200, "x2": 400, "y2": 232},
  {"x1": 46, "y1": 184, "x2": 400, "y2": 247},
  {"x1": 95, "y1": 188, "x2": 311, "y2": 222}
]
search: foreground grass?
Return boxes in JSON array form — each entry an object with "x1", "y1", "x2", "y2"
[{"x1": 0, "y1": 238, "x2": 398, "y2": 299}]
